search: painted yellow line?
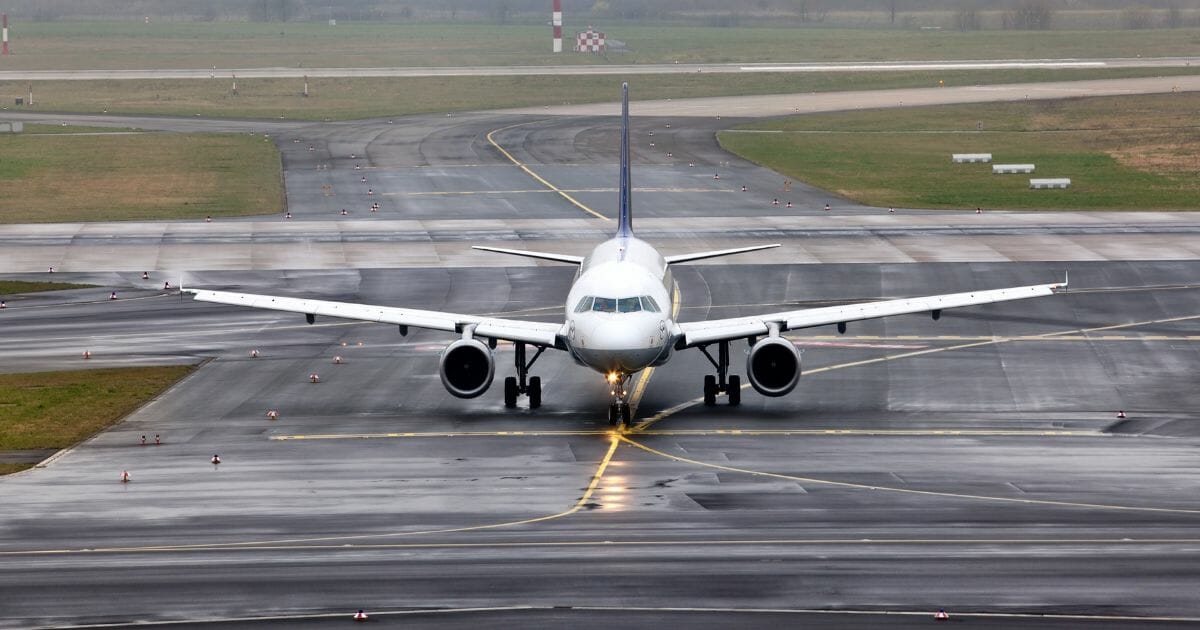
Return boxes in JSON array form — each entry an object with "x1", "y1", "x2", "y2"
[
  {"x1": 384, "y1": 187, "x2": 721, "y2": 197},
  {"x1": 617, "y1": 434, "x2": 1200, "y2": 515},
  {"x1": 9, "y1": 537, "x2": 1200, "y2": 558},
  {"x1": 272, "y1": 428, "x2": 1098, "y2": 441},
  {"x1": 7, "y1": 436, "x2": 621, "y2": 557},
  {"x1": 485, "y1": 122, "x2": 610, "y2": 221},
  {"x1": 635, "y1": 311, "x2": 1200, "y2": 432},
  {"x1": 802, "y1": 334, "x2": 1199, "y2": 342},
  {"x1": 627, "y1": 283, "x2": 683, "y2": 421}
]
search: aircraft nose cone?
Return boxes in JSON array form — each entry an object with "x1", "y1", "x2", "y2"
[{"x1": 590, "y1": 320, "x2": 652, "y2": 350}]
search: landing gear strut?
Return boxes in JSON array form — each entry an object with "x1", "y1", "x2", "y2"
[
  {"x1": 607, "y1": 373, "x2": 633, "y2": 427},
  {"x1": 699, "y1": 340, "x2": 741, "y2": 407},
  {"x1": 504, "y1": 341, "x2": 545, "y2": 409}
]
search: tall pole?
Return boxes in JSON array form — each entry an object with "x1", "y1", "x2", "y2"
[
  {"x1": 2, "y1": 14, "x2": 9, "y2": 56},
  {"x1": 551, "y1": 0, "x2": 562, "y2": 53}
]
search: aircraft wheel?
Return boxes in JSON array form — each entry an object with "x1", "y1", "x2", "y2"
[
  {"x1": 528, "y1": 376, "x2": 542, "y2": 409},
  {"x1": 727, "y1": 375, "x2": 741, "y2": 406},
  {"x1": 703, "y1": 375, "x2": 717, "y2": 406},
  {"x1": 608, "y1": 403, "x2": 619, "y2": 426},
  {"x1": 620, "y1": 403, "x2": 632, "y2": 426},
  {"x1": 504, "y1": 376, "x2": 518, "y2": 408}
]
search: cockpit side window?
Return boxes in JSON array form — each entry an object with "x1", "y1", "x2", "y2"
[
  {"x1": 640, "y1": 295, "x2": 661, "y2": 313},
  {"x1": 574, "y1": 296, "x2": 594, "y2": 313},
  {"x1": 592, "y1": 297, "x2": 617, "y2": 313}
]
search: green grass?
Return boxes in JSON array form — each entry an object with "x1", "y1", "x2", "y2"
[
  {"x1": 0, "y1": 132, "x2": 283, "y2": 222},
  {"x1": 0, "y1": 280, "x2": 93, "y2": 294},
  {"x1": 4, "y1": 22, "x2": 1200, "y2": 70},
  {"x1": 718, "y1": 92, "x2": 1200, "y2": 210},
  {"x1": 0, "y1": 366, "x2": 195, "y2": 454},
  {"x1": 3, "y1": 66, "x2": 1197, "y2": 121}
]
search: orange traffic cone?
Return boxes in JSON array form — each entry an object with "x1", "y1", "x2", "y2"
[
  {"x1": 211, "y1": 454, "x2": 221, "y2": 465},
  {"x1": 1117, "y1": 410, "x2": 1127, "y2": 419},
  {"x1": 121, "y1": 470, "x2": 130, "y2": 483},
  {"x1": 266, "y1": 410, "x2": 279, "y2": 420},
  {"x1": 353, "y1": 610, "x2": 368, "y2": 622},
  {"x1": 333, "y1": 356, "x2": 343, "y2": 365},
  {"x1": 83, "y1": 350, "x2": 92, "y2": 360},
  {"x1": 309, "y1": 373, "x2": 320, "y2": 383},
  {"x1": 250, "y1": 349, "x2": 260, "y2": 358},
  {"x1": 935, "y1": 609, "x2": 949, "y2": 620}
]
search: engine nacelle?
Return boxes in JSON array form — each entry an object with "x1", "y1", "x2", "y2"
[
  {"x1": 439, "y1": 338, "x2": 495, "y2": 398},
  {"x1": 746, "y1": 336, "x2": 801, "y2": 397}
]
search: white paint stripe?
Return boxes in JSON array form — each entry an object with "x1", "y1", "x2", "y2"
[{"x1": 740, "y1": 61, "x2": 1107, "y2": 72}]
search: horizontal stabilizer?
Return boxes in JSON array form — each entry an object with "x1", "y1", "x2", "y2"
[
  {"x1": 471, "y1": 246, "x2": 584, "y2": 265},
  {"x1": 664, "y1": 244, "x2": 781, "y2": 265}
]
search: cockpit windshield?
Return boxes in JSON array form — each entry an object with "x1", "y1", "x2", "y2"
[
  {"x1": 592, "y1": 297, "x2": 617, "y2": 313},
  {"x1": 577, "y1": 295, "x2": 662, "y2": 314}
]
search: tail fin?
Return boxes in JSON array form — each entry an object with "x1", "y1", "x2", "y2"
[{"x1": 616, "y1": 82, "x2": 633, "y2": 238}]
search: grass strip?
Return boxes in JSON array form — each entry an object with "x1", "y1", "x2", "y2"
[
  {"x1": 0, "y1": 131, "x2": 283, "y2": 222},
  {"x1": 718, "y1": 92, "x2": 1200, "y2": 211},
  {"x1": 0, "y1": 280, "x2": 93, "y2": 294},
  {"x1": 0, "y1": 366, "x2": 195, "y2": 458},
  {"x1": 4, "y1": 23, "x2": 1200, "y2": 70}
]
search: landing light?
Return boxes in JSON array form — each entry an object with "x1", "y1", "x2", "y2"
[{"x1": 606, "y1": 372, "x2": 619, "y2": 383}]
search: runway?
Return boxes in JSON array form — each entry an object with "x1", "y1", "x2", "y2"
[{"x1": 2, "y1": 79, "x2": 1200, "y2": 628}]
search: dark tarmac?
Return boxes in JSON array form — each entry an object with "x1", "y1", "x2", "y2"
[{"x1": 2, "y1": 87, "x2": 1200, "y2": 628}]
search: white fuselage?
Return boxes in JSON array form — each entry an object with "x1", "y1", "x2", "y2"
[{"x1": 563, "y1": 236, "x2": 674, "y2": 376}]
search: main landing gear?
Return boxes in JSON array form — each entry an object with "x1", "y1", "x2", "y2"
[
  {"x1": 698, "y1": 340, "x2": 741, "y2": 407},
  {"x1": 504, "y1": 341, "x2": 545, "y2": 409},
  {"x1": 607, "y1": 373, "x2": 633, "y2": 427}
]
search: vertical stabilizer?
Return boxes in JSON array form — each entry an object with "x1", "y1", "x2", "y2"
[{"x1": 616, "y1": 82, "x2": 633, "y2": 238}]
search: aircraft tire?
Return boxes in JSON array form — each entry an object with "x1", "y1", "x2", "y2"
[
  {"x1": 504, "y1": 376, "x2": 518, "y2": 408},
  {"x1": 703, "y1": 375, "x2": 717, "y2": 406},
  {"x1": 728, "y1": 375, "x2": 741, "y2": 406},
  {"x1": 528, "y1": 376, "x2": 542, "y2": 409}
]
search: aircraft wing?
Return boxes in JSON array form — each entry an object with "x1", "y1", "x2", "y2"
[
  {"x1": 187, "y1": 289, "x2": 565, "y2": 348},
  {"x1": 677, "y1": 280, "x2": 1066, "y2": 347}
]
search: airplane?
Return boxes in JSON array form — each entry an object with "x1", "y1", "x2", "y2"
[{"x1": 187, "y1": 83, "x2": 1066, "y2": 427}]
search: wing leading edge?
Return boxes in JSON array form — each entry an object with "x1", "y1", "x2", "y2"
[
  {"x1": 677, "y1": 280, "x2": 1067, "y2": 347},
  {"x1": 187, "y1": 289, "x2": 565, "y2": 348}
]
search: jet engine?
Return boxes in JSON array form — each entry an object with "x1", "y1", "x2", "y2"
[
  {"x1": 746, "y1": 336, "x2": 801, "y2": 397},
  {"x1": 439, "y1": 338, "x2": 495, "y2": 398}
]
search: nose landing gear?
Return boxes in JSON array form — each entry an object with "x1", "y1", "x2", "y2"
[
  {"x1": 504, "y1": 342, "x2": 545, "y2": 409},
  {"x1": 606, "y1": 373, "x2": 633, "y2": 427}
]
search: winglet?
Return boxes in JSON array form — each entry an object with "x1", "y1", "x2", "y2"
[{"x1": 616, "y1": 82, "x2": 633, "y2": 238}]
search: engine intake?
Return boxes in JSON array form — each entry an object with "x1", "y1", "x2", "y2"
[
  {"x1": 746, "y1": 336, "x2": 801, "y2": 397},
  {"x1": 439, "y1": 338, "x2": 495, "y2": 398}
]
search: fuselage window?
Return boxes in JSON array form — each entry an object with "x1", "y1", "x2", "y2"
[
  {"x1": 640, "y1": 295, "x2": 661, "y2": 313},
  {"x1": 592, "y1": 297, "x2": 617, "y2": 313},
  {"x1": 618, "y1": 297, "x2": 642, "y2": 313},
  {"x1": 574, "y1": 296, "x2": 594, "y2": 313}
]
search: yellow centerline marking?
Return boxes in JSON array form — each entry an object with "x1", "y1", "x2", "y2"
[
  {"x1": 8, "y1": 536, "x2": 1200, "y2": 558},
  {"x1": 617, "y1": 434, "x2": 1200, "y2": 516},
  {"x1": 633, "y1": 311, "x2": 1200, "y2": 432},
  {"x1": 6, "y1": 436, "x2": 621, "y2": 557},
  {"x1": 385, "y1": 187, "x2": 720, "y2": 197},
  {"x1": 486, "y1": 121, "x2": 611, "y2": 221},
  {"x1": 272, "y1": 428, "x2": 1096, "y2": 441},
  {"x1": 626, "y1": 283, "x2": 683, "y2": 421}
]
